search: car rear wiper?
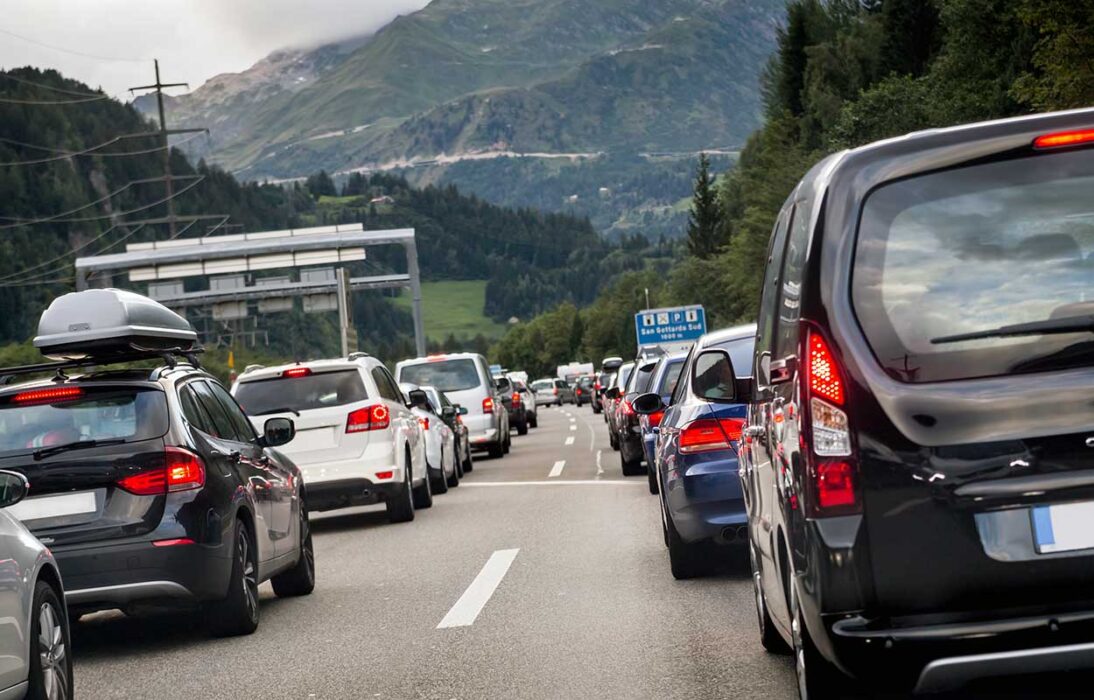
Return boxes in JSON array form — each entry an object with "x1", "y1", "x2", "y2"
[
  {"x1": 33, "y1": 438, "x2": 127, "y2": 461},
  {"x1": 253, "y1": 407, "x2": 301, "y2": 416},
  {"x1": 931, "y1": 314, "x2": 1094, "y2": 345}
]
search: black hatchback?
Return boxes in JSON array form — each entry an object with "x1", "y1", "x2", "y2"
[{"x1": 736, "y1": 109, "x2": 1094, "y2": 696}]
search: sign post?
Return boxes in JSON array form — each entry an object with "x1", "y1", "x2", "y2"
[{"x1": 634, "y1": 305, "x2": 707, "y2": 353}]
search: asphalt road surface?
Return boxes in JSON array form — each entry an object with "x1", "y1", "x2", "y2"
[{"x1": 72, "y1": 405, "x2": 798, "y2": 699}]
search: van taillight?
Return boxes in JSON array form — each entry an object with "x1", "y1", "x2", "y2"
[
  {"x1": 803, "y1": 327, "x2": 858, "y2": 516},
  {"x1": 117, "y1": 447, "x2": 205, "y2": 495},
  {"x1": 511, "y1": 392, "x2": 522, "y2": 404},
  {"x1": 482, "y1": 397, "x2": 494, "y2": 414},
  {"x1": 678, "y1": 418, "x2": 744, "y2": 454},
  {"x1": 1033, "y1": 128, "x2": 1094, "y2": 150},
  {"x1": 347, "y1": 405, "x2": 390, "y2": 433}
]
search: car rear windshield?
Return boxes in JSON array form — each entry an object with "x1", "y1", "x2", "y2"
[
  {"x1": 630, "y1": 363, "x2": 656, "y2": 393},
  {"x1": 656, "y1": 360, "x2": 685, "y2": 395},
  {"x1": 0, "y1": 386, "x2": 168, "y2": 457},
  {"x1": 531, "y1": 380, "x2": 553, "y2": 391},
  {"x1": 235, "y1": 370, "x2": 368, "y2": 415},
  {"x1": 399, "y1": 359, "x2": 482, "y2": 392},
  {"x1": 853, "y1": 149, "x2": 1094, "y2": 383}
]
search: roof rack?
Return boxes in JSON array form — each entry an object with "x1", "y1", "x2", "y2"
[
  {"x1": 0, "y1": 346, "x2": 204, "y2": 385},
  {"x1": 241, "y1": 364, "x2": 266, "y2": 374},
  {"x1": 347, "y1": 352, "x2": 370, "y2": 361}
]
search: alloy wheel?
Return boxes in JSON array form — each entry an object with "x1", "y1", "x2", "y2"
[
  {"x1": 37, "y1": 601, "x2": 69, "y2": 700},
  {"x1": 791, "y1": 584, "x2": 809, "y2": 700},
  {"x1": 239, "y1": 528, "x2": 258, "y2": 621},
  {"x1": 300, "y1": 507, "x2": 315, "y2": 585}
]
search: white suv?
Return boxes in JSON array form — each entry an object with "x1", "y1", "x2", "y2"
[
  {"x1": 395, "y1": 353, "x2": 510, "y2": 458},
  {"x1": 232, "y1": 354, "x2": 431, "y2": 523}
]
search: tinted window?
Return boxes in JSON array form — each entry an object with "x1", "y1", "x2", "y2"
[
  {"x1": 179, "y1": 385, "x2": 216, "y2": 435},
  {"x1": 531, "y1": 380, "x2": 553, "y2": 391},
  {"x1": 715, "y1": 336, "x2": 757, "y2": 378},
  {"x1": 854, "y1": 150, "x2": 1094, "y2": 383},
  {"x1": 207, "y1": 381, "x2": 256, "y2": 442},
  {"x1": 656, "y1": 359, "x2": 685, "y2": 396},
  {"x1": 0, "y1": 387, "x2": 168, "y2": 456},
  {"x1": 776, "y1": 202, "x2": 810, "y2": 358},
  {"x1": 235, "y1": 370, "x2": 368, "y2": 415},
  {"x1": 756, "y1": 208, "x2": 792, "y2": 385},
  {"x1": 630, "y1": 363, "x2": 656, "y2": 393},
  {"x1": 617, "y1": 364, "x2": 634, "y2": 390},
  {"x1": 399, "y1": 359, "x2": 482, "y2": 392},
  {"x1": 371, "y1": 367, "x2": 400, "y2": 401},
  {"x1": 190, "y1": 381, "x2": 238, "y2": 441}
]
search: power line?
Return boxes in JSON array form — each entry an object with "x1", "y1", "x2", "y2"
[
  {"x1": 0, "y1": 73, "x2": 106, "y2": 97},
  {"x1": 0, "y1": 93, "x2": 109, "y2": 105},
  {"x1": 0, "y1": 131, "x2": 205, "y2": 166},
  {"x1": 0, "y1": 223, "x2": 140, "y2": 283},
  {"x1": 0, "y1": 175, "x2": 203, "y2": 229},
  {"x1": 0, "y1": 28, "x2": 148, "y2": 63}
]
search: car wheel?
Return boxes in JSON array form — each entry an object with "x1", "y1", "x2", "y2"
[
  {"x1": 620, "y1": 451, "x2": 644, "y2": 477},
  {"x1": 529, "y1": 413, "x2": 538, "y2": 428},
  {"x1": 272, "y1": 500, "x2": 316, "y2": 597},
  {"x1": 463, "y1": 450, "x2": 474, "y2": 472},
  {"x1": 413, "y1": 466, "x2": 434, "y2": 509},
  {"x1": 516, "y1": 419, "x2": 529, "y2": 436},
  {"x1": 207, "y1": 519, "x2": 260, "y2": 637},
  {"x1": 503, "y1": 431, "x2": 511, "y2": 454},
  {"x1": 791, "y1": 581, "x2": 844, "y2": 699},
  {"x1": 751, "y1": 543, "x2": 788, "y2": 654},
  {"x1": 609, "y1": 431, "x2": 620, "y2": 451},
  {"x1": 447, "y1": 450, "x2": 461, "y2": 488},
  {"x1": 666, "y1": 510, "x2": 706, "y2": 580},
  {"x1": 430, "y1": 464, "x2": 449, "y2": 495},
  {"x1": 455, "y1": 448, "x2": 465, "y2": 479},
  {"x1": 387, "y1": 459, "x2": 416, "y2": 523},
  {"x1": 27, "y1": 580, "x2": 72, "y2": 700},
  {"x1": 646, "y1": 463, "x2": 658, "y2": 495}
]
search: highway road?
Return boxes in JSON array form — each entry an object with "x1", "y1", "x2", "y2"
[{"x1": 71, "y1": 405, "x2": 798, "y2": 699}]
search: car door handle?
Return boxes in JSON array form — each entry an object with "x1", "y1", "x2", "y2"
[{"x1": 213, "y1": 449, "x2": 242, "y2": 464}]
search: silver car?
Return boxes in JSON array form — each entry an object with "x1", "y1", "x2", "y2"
[{"x1": 0, "y1": 470, "x2": 73, "y2": 699}]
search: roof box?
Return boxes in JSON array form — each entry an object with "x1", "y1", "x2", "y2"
[{"x1": 34, "y1": 289, "x2": 198, "y2": 360}]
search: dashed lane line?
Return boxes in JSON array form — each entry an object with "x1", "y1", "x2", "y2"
[
  {"x1": 565, "y1": 436, "x2": 575, "y2": 445},
  {"x1": 548, "y1": 460, "x2": 566, "y2": 478},
  {"x1": 437, "y1": 549, "x2": 520, "y2": 629}
]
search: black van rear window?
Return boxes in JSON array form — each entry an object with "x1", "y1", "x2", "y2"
[{"x1": 853, "y1": 149, "x2": 1094, "y2": 383}]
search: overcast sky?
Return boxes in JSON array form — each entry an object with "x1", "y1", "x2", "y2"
[{"x1": 1, "y1": 0, "x2": 430, "y2": 98}]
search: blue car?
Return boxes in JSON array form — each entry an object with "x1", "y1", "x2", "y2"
[
  {"x1": 639, "y1": 352, "x2": 688, "y2": 494},
  {"x1": 634, "y1": 324, "x2": 756, "y2": 579}
]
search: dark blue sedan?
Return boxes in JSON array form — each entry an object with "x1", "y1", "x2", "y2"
[{"x1": 634, "y1": 324, "x2": 756, "y2": 579}]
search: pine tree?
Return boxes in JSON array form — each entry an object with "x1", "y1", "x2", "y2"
[{"x1": 686, "y1": 153, "x2": 722, "y2": 258}]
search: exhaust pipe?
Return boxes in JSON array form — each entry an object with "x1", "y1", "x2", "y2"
[{"x1": 718, "y1": 525, "x2": 749, "y2": 544}]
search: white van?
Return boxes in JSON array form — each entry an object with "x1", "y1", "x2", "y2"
[{"x1": 396, "y1": 353, "x2": 510, "y2": 458}]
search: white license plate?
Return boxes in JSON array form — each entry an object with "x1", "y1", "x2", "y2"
[
  {"x1": 8, "y1": 491, "x2": 97, "y2": 523},
  {"x1": 1032, "y1": 502, "x2": 1094, "y2": 554}
]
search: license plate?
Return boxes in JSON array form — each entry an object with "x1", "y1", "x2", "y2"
[
  {"x1": 1032, "y1": 502, "x2": 1094, "y2": 554},
  {"x1": 8, "y1": 491, "x2": 97, "y2": 523}
]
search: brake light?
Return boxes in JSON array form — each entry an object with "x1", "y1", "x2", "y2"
[
  {"x1": 576, "y1": 389, "x2": 582, "y2": 396},
  {"x1": 347, "y1": 404, "x2": 390, "y2": 433},
  {"x1": 620, "y1": 400, "x2": 635, "y2": 417},
  {"x1": 807, "y1": 331, "x2": 844, "y2": 405},
  {"x1": 482, "y1": 397, "x2": 494, "y2": 414},
  {"x1": 117, "y1": 447, "x2": 205, "y2": 495},
  {"x1": 282, "y1": 367, "x2": 312, "y2": 378},
  {"x1": 816, "y1": 462, "x2": 856, "y2": 509},
  {"x1": 418, "y1": 417, "x2": 430, "y2": 431},
  {"x1": 553, "y1": 388, "x2": 559, "y2": 396},
  {"x1": 152, "y1": 538, "x2": 195, "y2": 547},
  {"x1": 648, "y1": 410, "x2": 665, "y2": 428},
  {"x1": 1033, "y1": 128, "x2": 1094, "y2": 150},
  {"x1": 11, "y1": 387, "x2": 84, "y2": 406},
  {"x1": 678, "y1": 418, "x2": 744, "y2": 453},
  {"x1": 375, "y1": 470, "x2": 394, "y2": 480},
  {"x1": 511, "y1": 392, "x2": 521, "y2": 404},
  {"x1": 594, "y1": 382, "x2": 601, "y2": 390}
]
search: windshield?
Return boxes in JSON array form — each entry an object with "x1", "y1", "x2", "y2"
[
  {"x1": 656, "y1": 359, "x2": 685, "y2": 396},
  {"x1": 853, "y1": 150, "x2": 1094, "y2": 382},
  {"x1": 0, "y1": 387, "x2": 168, "y2": 457},
  {"x1": 531, "y1": 380, "x2": 554, "y2": 391},
  {"x1": 399, "y1": 359, "x2": 482, "y2": 392},
  {"x1": 235, "y1": 370, "x2": 368, "y2": 414}
]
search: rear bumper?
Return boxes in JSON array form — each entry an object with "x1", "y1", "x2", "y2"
[
  {"x1": 664, "y1": 453, "x2": 745, "y2": 543},
  {"x1": 307, "y1": 477, "x2": 402, "y2": 512},
  {"x1": 469, "y1": 427, "x2": 500, "y2": 449},
  {"x1": 55, "y1": 537, "x2": 232, "y2": 611}
]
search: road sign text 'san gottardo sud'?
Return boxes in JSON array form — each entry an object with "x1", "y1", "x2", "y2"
[{"x1": 634, "y1": 305, "x2": 707, "y2": 350}]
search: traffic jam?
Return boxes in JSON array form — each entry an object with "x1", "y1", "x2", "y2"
[{"x1": 1, "y1": 109, "x2": 1094, "y2": 699}]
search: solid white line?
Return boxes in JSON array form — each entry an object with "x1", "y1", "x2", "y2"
[
  {"x1": 548, "y1": 460, "x2": 566, "y2": 478},
  {"x1": 437, "y1": 549, "x2": 520, "y2": 629},
  {"x1": 565, "y1": 436, "x2": 575, "y2": 445},
  {"x1": 461, "y1": 480, "x2": 640, "y2": 487}
]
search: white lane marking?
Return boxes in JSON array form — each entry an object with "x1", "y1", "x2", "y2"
[
  {"x1": 596, "y1": 449, "x2": 604, "y2": 477},
  {"x1": 461, "y1": 480, "x2": 640, "y2": 487},
  {"x1": 437, "y1": 549, "x2": 520, "y2": 629},
  {"x1": 569, "y1": 416, "x2": 576, "y2": 422},
  {"x1": 548, "y1": 460, "x2": 566, "y2": 478},
  {"x1": 565, "y1": 436, "x2": 575, "y2": 445},
  {"x1": 569, "y1": 425, "x2": 577, "y2": 431}
]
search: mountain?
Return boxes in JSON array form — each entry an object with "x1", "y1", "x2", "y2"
[{"x1": 140, "y1": 0, "x2": 783, "y2": 237}]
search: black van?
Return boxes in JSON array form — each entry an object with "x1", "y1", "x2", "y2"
[{"x1": 733, "y1": 109, "x2": 1094, "y2": 696}]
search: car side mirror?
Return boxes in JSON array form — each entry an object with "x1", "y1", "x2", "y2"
[
  {"x1": 605, "y1": 386, "x2": 621, "y2": 400},
  {"x1": 262, "y1": 417, "x2": 295, "y2": 448},
  {"x1": 407, "y1": 389, "x2": 430, "y2": 409},
  {"x1": 690, "y1": 349, "x2": 740, "y2": 403},
  {"x1": 457, "y1": 405, "x2": 469, "y2": 415},
  {"x1": 0, "y1": 470, "x2": 29, "y2": 508},
  {"x1": 442, "y1": 405, "x2": 456, "y2": 419},
  {"x1": 495, "y1": 377, "x2": 511, "y2": 392},
  {"x1": 631, "y1": 392, "x2": 664, "y2": 415}
]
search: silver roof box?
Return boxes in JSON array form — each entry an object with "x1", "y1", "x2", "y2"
[{"x1": 34, "y1": 289, "x2": 198, "y2": 360}]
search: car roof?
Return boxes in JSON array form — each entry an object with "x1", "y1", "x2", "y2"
[
  {"x1": 397, "y1": 353, "x2": 483, "y2": 367},
  {"x1": 236, "y1": 357, "x2": 374, "y2": 382},
  {"x1": 0, "y1": 365, "x2": 203, "y2": 396},
  {"x1": 699, "y1": 323, "x2": 758, "y2": 348}
]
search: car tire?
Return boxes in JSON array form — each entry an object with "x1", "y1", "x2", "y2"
[
  {"x1": 26, "y1": 579, "x2": 73, "y2": 700},
  {"x1": 516, "y1": 419, "x2": 529, "y2": 436},
  {"x1": 620, "y1": 451, "x2": 644, "y2": 477},
  {"x1": 413, "y1": 468, "x2": 434, "y2": 509},
  {"x1": 463, "y1": 450, "x2": 474, "y2": 472},
  {"x1": 455, "y1": 448, "x2": 465, "y2": 479},
  {"x1": 430, "y1": 464, "x2": 449, "y2": 495},
  {"x1": 529, "y1": 413, "x2": 538, "y2": 428},
  {"x1": 386, "y1": 462, "x2": 415, "y2": 523},
  {"x1": 750, "y1": 544, "x2": 788, "y2": 654},
  {"x1": 207, "y1": 519, "x2": 260, "y2": 637},
  {"x1": 503, "y1": 431, "x2": 511, "y2": 454},
  {"x1": 646, "y1": 463, "x2": 658, "y2": 495},
  {"x1": 272, "y1": 501, "x2": 316, "y2": 598},
  {"x1": 609, "y1": 431, "x2": 620, "y2": 451},
  {"x1": 791, "y1": 581, "x2": 846, "y2": 699},
  {"x1": 666, "y1": 510, "x2": 706, "y2": 580}
]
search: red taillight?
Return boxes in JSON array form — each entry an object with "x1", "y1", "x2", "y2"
[
  {"x1": 419, "y1": 417, "x2": 430, "y2": 431},
  {"x1": 482, "y1": 397, "x2": 494, "y2": 414},
  {"x1": 1033, "y1": 128, "x2": 1094, "y2": 150},
  {"x1": 620, "y1": 400, "x2": 635, "y2": 417},
  {"x1": 815, "y1": 461, "x2": 857, "y2": 510},
  {"x1": 375, "y1": 470, "x2": 394, "y2": 480},
  {"x1": 553, "y1": 388, "x2": 559, "y2": 396},
  {"x1": 511, "y1": 392, "x2": 521, "y2": 404},
  {"x1": 11, "y1": 387, "x2": 84, "y2": 406},
  {"x1": 648, "y1": 410, "x2": 665, "y2": 428},
  {"x1": 594, "y1": 382, "x2": 601, "y2": 391},
  {"x1": 152, "y1": 538, "x2": 195, "y2": 547},
  {"x1": 678, "y1": 418, "x2": 744, "y2": 453},
  {"x1": 282, "y1": 367, "x2": 312, "y2": 378},
  {"x1": 807, "y1": 331, "x2": 844, "y2": 405},
  {"x1": 117, "y1": 447, "x2": 205, "y2": 495},
  {"x1": 347, "y1": 404, "x2": 390, "y2": 433},
  {"x1": 576, "y1": 389, "x2": 582, "y2": 396}
]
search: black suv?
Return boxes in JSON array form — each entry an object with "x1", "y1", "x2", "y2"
[
  {"x1": 0, "y1": 290, "x2": 314, "y2": 637},
  {"x1": 737, "y1": 109, "x2": 1094, "y2": 696}
]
